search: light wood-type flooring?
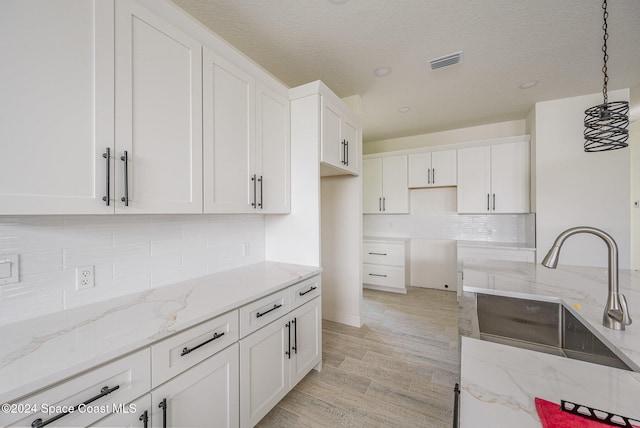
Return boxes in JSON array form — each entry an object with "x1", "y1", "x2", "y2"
[{"x1": 258, "y1": 286, "x2": 459, "y2": 427}]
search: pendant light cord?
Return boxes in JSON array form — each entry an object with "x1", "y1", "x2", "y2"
[{"x1": 601, "y1": 0, "x2": 609, "y2": 104}]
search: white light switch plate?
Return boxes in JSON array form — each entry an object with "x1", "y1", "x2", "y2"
[{"x1": 0, "y1": 254, "x2": 19, "y2": 285}]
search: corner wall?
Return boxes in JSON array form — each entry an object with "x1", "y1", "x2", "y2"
[{"x1": 535, "y1": 89, "x2": 631, "y2": 269}]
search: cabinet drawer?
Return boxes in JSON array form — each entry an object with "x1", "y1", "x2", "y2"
[
  {"x1": 3, "y1": 348, "x2": 150, "y2": 428},
  {"x1": 240, "y1": 289, "x2": 290, "y2": 338},
  {"x1": 151, "y1": 310, "x2": 238, "y2": 388},
  {"x1": 363, "y1": 242, "x2": 405, "y2": 266},
  {"x1": 289, "y1": 275, "x2": 321, "y2": 310},
  {"x1": 363, "y1": 264, "x2": 405, "y2": 288}
]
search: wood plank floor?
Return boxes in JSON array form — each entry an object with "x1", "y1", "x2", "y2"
[{"x1": 257, "y1": 286, "x2": 460, "y2": 427}]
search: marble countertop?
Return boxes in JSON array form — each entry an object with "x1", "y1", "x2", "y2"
[
  {"x1": 0, "y1": 261, "x2": 321, "y2": 404},
  {"x1": 459, "y1": 260, "x2": 640, "y2": 426},
  {"x1": 363, "y1": 235, "x2": 410, "y2": 243}
]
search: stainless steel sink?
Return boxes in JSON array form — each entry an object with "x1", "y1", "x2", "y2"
[{"x1": 476, "y1": 294, "x2": 637, "y2": 371}]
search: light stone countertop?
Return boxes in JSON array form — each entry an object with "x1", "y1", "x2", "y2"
[
  {"x1": 456, "y1": 240, "x2": 536, "y2": 250},
  {"x1": 459, "y1": 260, "x2": 640, "y2": 427},
  {"x1": 0, "y1": 261, "x2": 321, "y2": 404}
]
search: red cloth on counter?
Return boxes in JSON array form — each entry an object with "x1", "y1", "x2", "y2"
[{"x1": 535, "y1": 398, "x2": 639, "y2": 428}]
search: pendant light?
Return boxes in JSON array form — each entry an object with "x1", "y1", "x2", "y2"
[{"x1": 584, "y1": 0, "x2": 629, "y2": 152}]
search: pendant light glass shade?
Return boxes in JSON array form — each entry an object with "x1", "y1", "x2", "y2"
[{"x1": 583, "y1": 0, "x2": 629, "y2": 152}]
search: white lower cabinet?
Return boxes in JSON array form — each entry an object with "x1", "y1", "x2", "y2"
[
  {"x1": 239, "y1": 297, "x2": 321, "y2": 428},
  {"x1": 3, "y1": 349, "x2": 151, "y2": 428},
  {"x1": 94, "y1": 394, "x2": 152, "y2": 427},
  {"x1": 151, "y1": 344, "x2": 239, "y2": 428}
]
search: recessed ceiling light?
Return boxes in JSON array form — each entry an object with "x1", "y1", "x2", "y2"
[
  {"x1": 398, "y1": 106, "x2": 411, "y2": 113},
  {"x1": 374, "y1": 67, "x2": 392, "y2": 77},
  {"x1": 328, "y1": 0, "x2": 349, "y2": 4},
  {"x1": 519, "y1": 80, "x2": 539, "y2": 89}
]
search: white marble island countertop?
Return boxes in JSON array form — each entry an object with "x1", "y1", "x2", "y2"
[
  {"x1": 0, "y1": 262, "x2": 321, "y2": 404},
  {"x1": 460, "y1": 260, "x2": 640, "y2": 427}
]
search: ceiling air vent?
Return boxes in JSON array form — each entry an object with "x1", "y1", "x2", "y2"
[{"x1": 429, "y1": 51, "x2": 463, "y2": 71}]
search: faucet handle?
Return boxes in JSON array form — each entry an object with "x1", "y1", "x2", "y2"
[{"x1": 619, "y1": 294, "x2": 632, "y2": 325}]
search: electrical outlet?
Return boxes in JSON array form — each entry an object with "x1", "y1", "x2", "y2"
[
  {"x1": 76, "y1": 265, "x2": 95, "y2": 290},
  {"x1": 242, "y1": 242, "x2": 250, "y2": 257}
]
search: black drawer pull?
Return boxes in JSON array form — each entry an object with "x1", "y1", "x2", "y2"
[
  {"x1": 299, "y1": 286, "x2": 317, "y2": 296},
  {"x1": 368, "y1": 252, "x2": 387, "y2": 256},
  {"x1": 369, "y1": 273, "x2": 387, "y2": 278},
  {"x1": 256, "y1": 303, "x2": 282, "y2": 318},
  {"x1": 453, "y1": 383, "x2": 460, "y2": 428},
  {"x1": 31, "y1": 385, "x2": 120, "y2": 428},
  {"x1": 181, "y1": 331, "x2": 225, "y2": 356},
  {"x1": 139, "y1": 410, "x2": 149, "y2": 428}
]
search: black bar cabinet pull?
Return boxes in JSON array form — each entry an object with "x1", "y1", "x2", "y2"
[
  {"x1": 139, "y1": 410, "x2": 149, "y2": 428},
  {"x1": 181, "y1": 331, "x2": 225, "y2": 356},
  {"x1": 292, "y1": 318, "x2": 297, "y2": 354},
  {"x1": 492, "y1": 193, "x2": 496, "y2": 211},
  {"x1": 368, "y1": 252, "x2": 387, "y2": 256},
  {"x1": 453, "y1": 383, "x2": 460, "y2": 428},
  {"x1": 369, "y1": 273, "x2": 387, "y2": 278},
  {"x1": 345, "y1": 140, "x2": 349, "y2": 165},
  {"x1": 258, "y1": 175, "x2": 263, "y2": 208},
  {"x1": 120, "y1": 151, "x2": 129, "y2": 206},
  {"x1": 285, "y1": 321, "x2": 291, "y2": 359},
  {"x1": 251, "y1": 174, "x2": 257, "y2": 208},
  {"x1": 487, "y1": 193, "x2": 490, "y2": 211},
  {"x1": 256, "y1": 303, "x2": 282, "y2": 318},
  {"x1": 31, "y1": 385, "x2": 120, "y2": 428},
  {"x1": 428, "y1": 168, "x2": 431, "y2": 184},
  {"x1": 102, "y1": 147, "x2": 110, "y2": 206},
  {"x1": 383, "y1": 197, "x2": 386, "y2": 211},
  {"x1": 159, "y1": 398, "x2": 167, "y2": 428},
  {"x1": 378, "y1": 197, "x2": 382, "y2": 211},
  {"x1": 299, "y1": 286, "x2": 317, "y2": 296},
  {"x1": 432, "y1": 168, "x2": 435, "y2": 184}
]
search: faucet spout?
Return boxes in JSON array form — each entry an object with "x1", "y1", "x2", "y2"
[{"x1": 541, "y1": 226, "x2": 632, "y2": 331}]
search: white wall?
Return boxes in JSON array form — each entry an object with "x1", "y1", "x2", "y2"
[
  {"x1": 535, "y1": 89, "x2": 631, "y2": 269},
  {"x1": 0, "y1": 214, "x2": 265, "y2": 325},
  {"x1": 631, "y1": 85, "x2": 640, "y2": 270},
  {"x1": 364, "y1": 119, "x2": 527, "y2": 154}
]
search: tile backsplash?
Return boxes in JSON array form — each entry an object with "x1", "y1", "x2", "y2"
[{"x1": 0, "y1": 215, "x2": 265, "y2": 325}]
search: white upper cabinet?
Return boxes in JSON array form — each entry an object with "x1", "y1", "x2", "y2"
[
  {"x1": 255, "y1": 83, "x2": 291, "y2": 213},
  {"x1": 457, "y1": 140, "x2": 530, "y2": 213},
  {"x1": 321, "y1": 95, "x2": 360, "y2": 176},
  {"x1": 363, "y1": 155, "x2": 408, "y2": 214},
  {"x1": 203, "y1": 51, "x2": 290, "y2": 214},
  {"x1": 408, "y1": 150, "x2": 457, "y2": 188},
  {"x1": 115, "y1": 0, "x2": 203, "y2": 213},
  {"x1": 203, "y1": 49, "x2": 254, "y2": 213},
  {"x1": 0, "y1": 0, "x2": 115, "y2": 214}
]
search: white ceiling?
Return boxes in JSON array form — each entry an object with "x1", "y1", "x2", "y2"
[{"x1": 171, "y1": 0, "x2": 640, "y2": 142}]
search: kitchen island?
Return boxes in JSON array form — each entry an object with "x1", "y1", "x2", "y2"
[{"x1": 459, "y1": 260, "x2": 640, "y2": 427}]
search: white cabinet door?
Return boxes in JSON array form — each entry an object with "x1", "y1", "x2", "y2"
[
  {"x1": 321, "y1": 100, "x2": 343, "y2": 169},
  {"x1": 381, "y1": 155, "x2": 408, "y2": 213},
  {"x1": 457, "y1": 141, "x2": 529, "y2": 213},
  {"x1": 408, "y1": 150, "x2": 456, "y2": 188},
  {"x1": 431, "y1": 150, "x2": 457, "y2": 186},
  {"x1": 491, "y1": 141, "x2": 530, "y2": 213},
  {"x1": 94, "y1": 395, "x2": 152, "y2": 427},
  {"x1": 203, "y1": 48, "x2": 254, "y2": 213},
  {"x1": 290, "y1": 298, "x2": 322, "y2": 385},
  {"x1": 342, "y1": 116, "x2": 360, "y2": 175},
  {"x1": 457, "y1": 146, "x2": 491, "y2": 213},
  {"x1": 0, "y1": 0, "x2": 114, "y2": 215},
  {"x1": 239, "y1": 317, "x2": 290, "y2": 428},
  {"x1": 256, "y1": 82, "x2": 290, "y2": 213},
  {"x1": 151, "y1": 344, "x2": 239, "y2": 428},
  {"x1": 115, "y1": 0, "x2": 202, "y2": 214},
  {"x1": 408, "y1": 152, "x2": 431, "y2": 188},
  {"x1": 363, "y1": 158, "x2": 383, "y2": 213}
]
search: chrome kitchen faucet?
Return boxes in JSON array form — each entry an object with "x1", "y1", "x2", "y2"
[{"x1": 542, "y1": 226, "x2": 632, "y2": 331}]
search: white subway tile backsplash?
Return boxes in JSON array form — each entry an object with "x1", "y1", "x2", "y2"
[{"x1": 0, "y1": 214, "x2": 265, "y2": 325}]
